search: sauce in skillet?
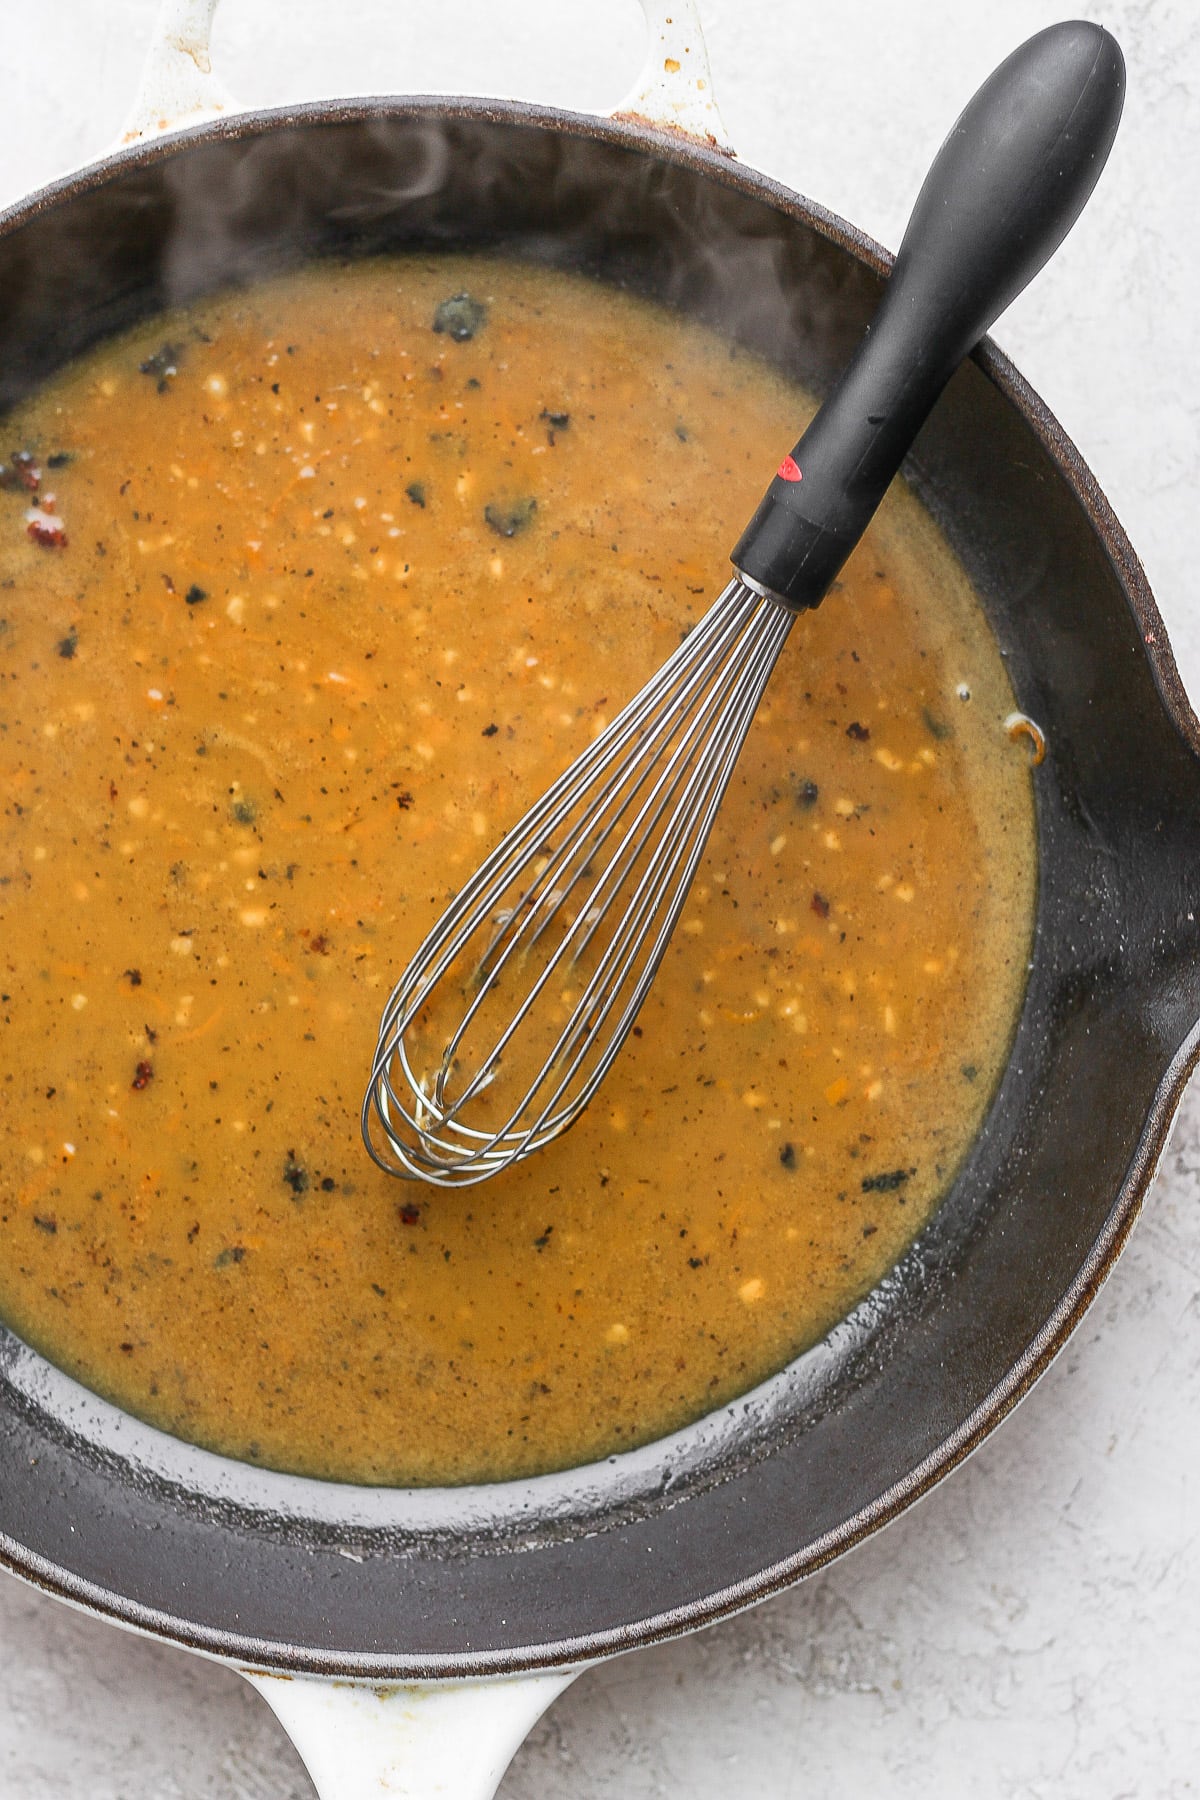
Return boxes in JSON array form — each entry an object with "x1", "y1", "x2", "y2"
[{"x1": 0, "y1": 257, "x2": 1035, "y2": 1484}]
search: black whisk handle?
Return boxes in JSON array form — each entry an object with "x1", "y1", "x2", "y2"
[{"x1": 732, "y1": 19, "x2": 1125, "y2": 611}]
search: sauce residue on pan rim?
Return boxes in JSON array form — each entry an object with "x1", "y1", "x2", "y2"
[{"x1": 0, "y1": 255, "x2": 1036, "y2": 1485}]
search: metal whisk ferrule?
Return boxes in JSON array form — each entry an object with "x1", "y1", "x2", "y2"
[{"x1": 361, "y1": 577, "x2": 795, "y2": 1186}]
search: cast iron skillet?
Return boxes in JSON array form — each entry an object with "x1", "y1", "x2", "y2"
[{"x1": 1, "y1": 94, "x2": 1198, "y2": 1680}]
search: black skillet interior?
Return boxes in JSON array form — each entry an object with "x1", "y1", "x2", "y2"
[{"x1": 2, "y1": 103, "x2": 1199, "y2": 1678}]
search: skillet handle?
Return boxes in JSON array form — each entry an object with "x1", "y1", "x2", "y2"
[
  {"x1": 244, "y1": 1668, "x2": 577, "y2": 1800},
  {"x1": 118, "y1": 0, "x2": 732, "y2": 151}
]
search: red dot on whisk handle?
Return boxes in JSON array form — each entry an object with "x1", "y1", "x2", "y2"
[{"x1": 776, "y1": 454, "x2": 802, "y2": 482}]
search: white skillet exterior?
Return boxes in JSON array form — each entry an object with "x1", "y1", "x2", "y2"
[{"x1": 0, "y1": 3, "x2": 1196, "y2": 1797}]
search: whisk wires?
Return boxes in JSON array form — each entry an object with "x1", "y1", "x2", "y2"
[{"x1": 362, "y1": 577, "x2": 795, "y2": 1186}]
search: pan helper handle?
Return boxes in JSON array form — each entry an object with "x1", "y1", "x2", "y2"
[{"x1": 732, "y1": 20, "x2": 1125, "y2": 612}]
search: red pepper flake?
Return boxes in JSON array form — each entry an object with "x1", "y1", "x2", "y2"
[
  {"x1": 131, "y1": 1060, "x2": 154, "y2": 1090},
  {"x1": 811, "y1": 891, "x2": 831, "y2": 919},
  {"x1": 398, "y1": 1202, "x2": 421, "y2": 1226},
  {"x1": 0, "y1": 450, "x2": 40, "y2": 492},
  {"x1": 26, "y1": 514, "x2": 67, "y2": 548},
  {"x1": 306, "y1": 933, "x2": 330, "y2": 955}
]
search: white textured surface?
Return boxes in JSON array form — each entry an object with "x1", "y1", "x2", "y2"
[{"x1": 1, "y1": 1, "x2": 1199, "y2": 1794}]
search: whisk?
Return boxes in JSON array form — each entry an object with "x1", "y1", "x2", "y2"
[{"x1": 363, "y1": 21, "x2": 1124, "y2": 1187}]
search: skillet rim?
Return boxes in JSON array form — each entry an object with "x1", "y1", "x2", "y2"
[{"x1": 0, "y1": 92, "x2": 1193, "y2": 1679}]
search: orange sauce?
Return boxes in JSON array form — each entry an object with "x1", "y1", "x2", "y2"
[{"x1": 0, "y1": 257, "x2": 1035, "y2": 1483}]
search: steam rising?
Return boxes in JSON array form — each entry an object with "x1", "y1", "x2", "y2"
[{"x1": 0, "y1": 106, "x2": 886, "y2": 416}]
